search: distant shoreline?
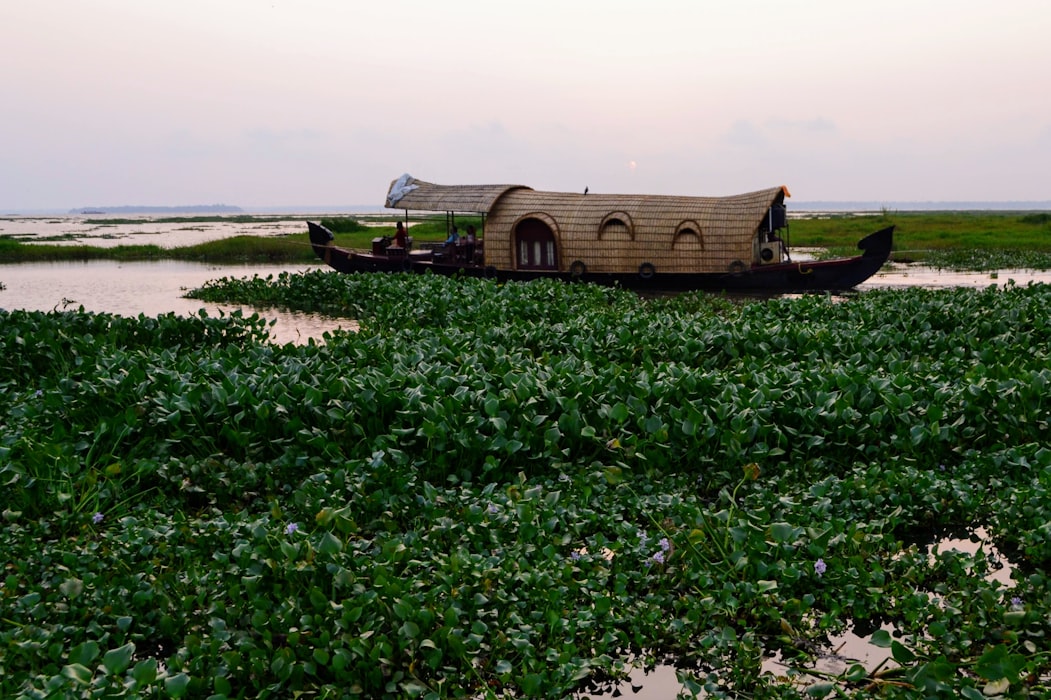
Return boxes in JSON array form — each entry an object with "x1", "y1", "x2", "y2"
[
  {"x1": 792, "y1": 201, "x2": 1051, "y2": 212},
  {"x1": 4, "y1": 201, "x2": 1050, "y2": 216}
]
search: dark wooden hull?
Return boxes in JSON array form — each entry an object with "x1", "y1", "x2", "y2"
[{"x1": 307, "y1": 221, "x2": 894, "y2": 293}]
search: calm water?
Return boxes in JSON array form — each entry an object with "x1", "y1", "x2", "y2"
[
  {"x1": 0, "y1": 261, "x2": 353, "y2": 344},
  {"x1": 3, "y1": 259, "x2": 1051, "y2": 347}
]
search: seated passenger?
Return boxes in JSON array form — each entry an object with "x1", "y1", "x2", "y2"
[
  {"x1": 392, "y1": 222, "x2": 408, "y2": 249},
  {"x1": 465, "y1": 225, "x2": 477, "y2": 264},
  {"x1": 444, "y1": 226, "x2": 460, "y2": 247}
]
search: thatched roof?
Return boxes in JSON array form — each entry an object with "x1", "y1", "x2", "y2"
[
  {"x1": 385, "y1": 176, "x2": 531, "y2": 213},
  {"x1": 384, "y1": 174, "x2": 790, "y2": 274},
  {"x1": 385, "y1": 174, "x2": 785, "y2": 223}
]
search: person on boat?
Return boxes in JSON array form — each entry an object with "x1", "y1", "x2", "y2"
[
  {"x1": 444, "y1": 226, "x2": 460, "y2": 247},
  {"x1": 392, "y1": 221, "x2": 408, "y2": 249},
  {"x1": 464, "y1": 225, "x2": 477, "y2": 264}
]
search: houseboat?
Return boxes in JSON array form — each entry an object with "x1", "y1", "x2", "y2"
[{"x1": 307, "y1": 174, "x2": 893, "y2": 292}]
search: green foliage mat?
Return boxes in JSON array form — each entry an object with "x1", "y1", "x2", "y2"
[{"x1": 2, "y1": 274, "x2": 1050, "y2": 698}]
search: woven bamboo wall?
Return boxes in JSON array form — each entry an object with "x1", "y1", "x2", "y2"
[
  {"x1": 482, "y1": 188, "x2": 783, "y2": 274},
  {"x1": 384, "y1": 177, "x2": 785, "y2": 274}
]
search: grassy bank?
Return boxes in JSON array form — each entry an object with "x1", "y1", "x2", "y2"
[
  {"x1": 3, "y1": 273, "x2": 1050, "y2": 698},
  {"x1": 2, "y1": 212, "x2": 1050, "y2": 269}
]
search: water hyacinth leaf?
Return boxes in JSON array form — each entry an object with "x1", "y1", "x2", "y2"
[
  {"x1": 983, "y1": 678, "x2": 1011, "y2": 696},
  {"x1": 318, "y1": 531, "x2": 343, "y2": 555},
  {"x1": 975, "y1": 644, "x2": 1026, "y2": 682},
  {"x1": 62, "y1": 663, "x2": 93, "y2": 686},
  {"x1": 869, "y1": 629, "x2": 893, "y2": 648},
  {"x1": 59, "y1": 577, "x2": 84, "y2": 598},
  {"x1": 279, "y1": 540, "x2": 298, "y2": 560},
  {"x1": 768, "y1": 522, "x2": 798, "y2": 543},
  {"x1": 213, "y1": 675, "x2": 238, "y2": 697},
  {"x1": 68, "y1": 640, "x2": 100, "y2": 666},
  {"x1": 165, "y1": 672, "x2": 191, "y2": 697},
  {"x1": 890, "y1": 640, "x2": 915, "y2": 664},
  {"x1": 521, "y1": 673, "x2": 544, "y2": 695},
  {"x1": 102, "y1": 642, "x2": 136, "y2": 675},
  {"x1": 131, "y1": 658, "x2": 158, "y2": 685}
]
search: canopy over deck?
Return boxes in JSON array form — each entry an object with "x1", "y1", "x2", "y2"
[{"x1": 385, "y1": 174, "x2": 531, "y2": 213}]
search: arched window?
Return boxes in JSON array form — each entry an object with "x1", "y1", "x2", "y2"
[
  {"x1": 673, "y1": 220, "x2": 704, "y2": 250},
  {"x1": 599, "y1": 211, "x2": 634, "y2": 240}
]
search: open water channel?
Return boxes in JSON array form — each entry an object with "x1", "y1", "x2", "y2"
[{"x1": 4, "y1": 213, "x2": 1051, "y2": 335}]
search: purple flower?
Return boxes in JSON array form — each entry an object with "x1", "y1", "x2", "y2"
[
  {"x1": 35, "y1": 389, "x2": 44, "y2": 399},
  {"x1": 652, "y1": 551, "x2": 665, "y2": 564},
  {"x1": 659, "y1": 537, "x2": 671, "y2": 552},
  {"x1": 92, "y1": 512, "x2": 104, "y2": 524},
  {"x1": 814, "y1": 558, "x2": 827, "y2": 576},
  {"x1": 285, "y1": 522, "x2": 299, "y2": 535},
  {"x1": 488, "y1": 503, "x2": 499, "y2": 515},
  {"x1": 1011, "y1": 596, "x2": 1023, "y2": 608},
  {"x1": 570, "y1": 550, "x2": 581, "y2": 561}
]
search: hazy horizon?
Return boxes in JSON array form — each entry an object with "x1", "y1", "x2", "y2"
[
  {"x1": 4, "y1": 2, "x2": 1049, "y2": 210},
  {"x1": 7, "y1": 198, "x2": 1051, "y2": 218}
]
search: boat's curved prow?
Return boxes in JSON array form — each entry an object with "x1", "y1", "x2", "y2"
[
  {"x1": 307, "y1": 221, "x2": 335, "y2": 247},
  {"x1": 857, "y1": 225, "x2": 894, "y2": 260}
]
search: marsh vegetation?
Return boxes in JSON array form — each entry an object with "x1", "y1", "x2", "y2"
[{"x1": 3, "y1": 212, "x2": 1051, "y2": 270}]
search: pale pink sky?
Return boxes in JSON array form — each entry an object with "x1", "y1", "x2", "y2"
[{"x1": 3, "y1": 0, "x2": 1049, "y2": 210}]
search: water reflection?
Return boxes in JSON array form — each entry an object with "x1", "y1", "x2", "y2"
[
  {"x1": 860, "y1": 262, "x2": 1051, "y2": 289},
  {"x1": 0, "y1": 260, "x2": 353, "y2": 344}
]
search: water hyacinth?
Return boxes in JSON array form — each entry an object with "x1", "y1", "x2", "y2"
[{"x1": 2, "y1": 277, "x2": 1051, "y2": 697}]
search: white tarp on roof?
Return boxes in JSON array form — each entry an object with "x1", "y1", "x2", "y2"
[{"x1": 385, "y1": 173, "x2": 419, "y2": 207}]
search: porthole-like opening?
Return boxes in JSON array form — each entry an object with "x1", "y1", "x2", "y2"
[
  {"x1": 599, "y1": 211, "x2": 634, "y2": 239},
  {"x1": 673, "y1": 220, "x2": 704, "y2": 251}
]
